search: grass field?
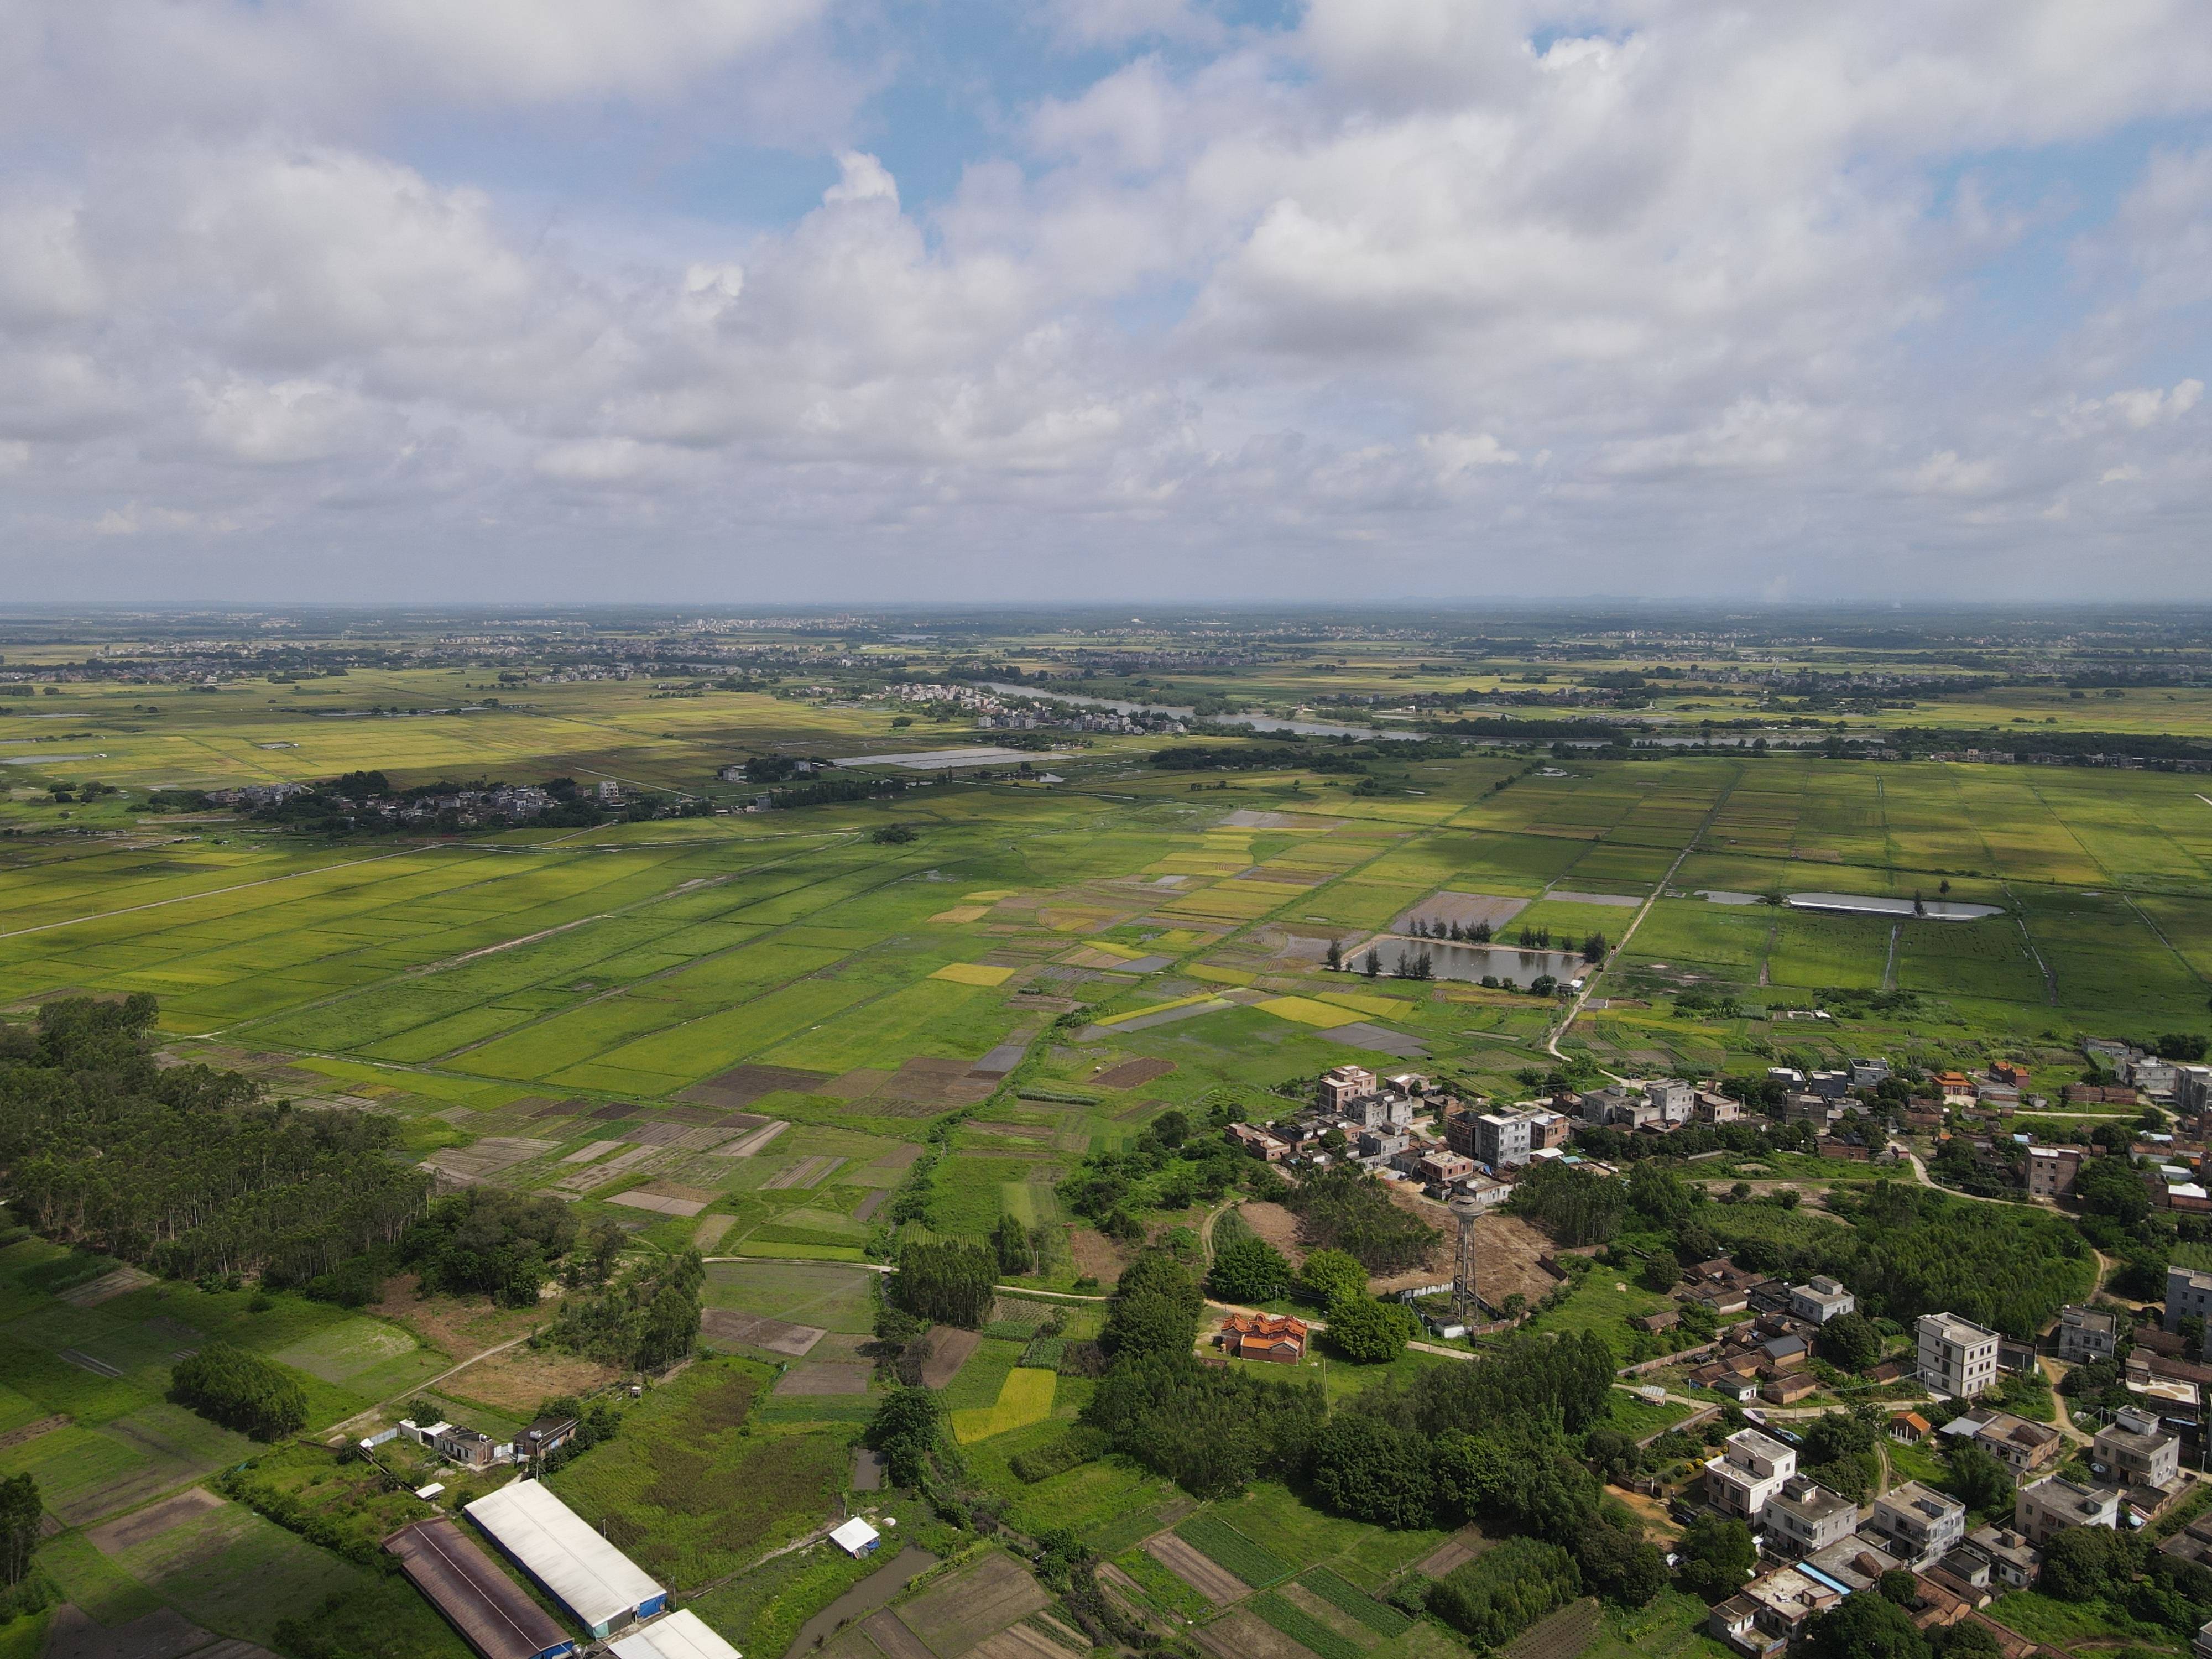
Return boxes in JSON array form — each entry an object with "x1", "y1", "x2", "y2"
[
  {"x1": 951, "y1": 1367, "x2": 1057, "y2": 1443},
  {"x1": 546, "y1": 1356, "x2": 847, "y2": 1590}
]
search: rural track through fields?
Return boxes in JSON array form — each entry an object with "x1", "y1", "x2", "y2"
[
  {"x1": 1881, "y1": 922, "x2": 1901, "y2": 990},
  {"x1": 2001, "y1": 882, "x2": 2059, "y2": 1004},
  {"x1": 1546, "y1": 765, "x2": 1744, "y2": 1066}
]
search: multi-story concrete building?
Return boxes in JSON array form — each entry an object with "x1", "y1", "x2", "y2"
[
  {"x1": 1809, "y1": 1070, "x2": 1851, "y2": 1100},
  {"x1": 2027, "y1": 1145, "x2": 2084, "y2": 1198},
  {"x1": 1470, "y1": 1112, "x2": 1534, "y2": 1168},
  {"x1": 2168, "y1": 1265, "x2": 2212, "y2": 1337},
  {"x1": 2057, "y1": 1305, "x2": 2119, "y2": 1364},
  {"x1": 2176, "y1": 1065, "x2": 2212, "y2": 1117},
  {"x1": 1965, "y1": 1526, "x2": 2043, "y2": 1591},
  {"x1": 1645, "y1": 1079, "x2": 1696, "y2": 1124},
  {"x1": 1704, "y1": 1429, "x2": 1797, "y2": 1524},
  {"x1": 1918, "y1": 1312, "x2": 2001, "y2": 1399},
  {"x1": 2094, "y1": 1405, "x2": 2182, "y2": 1490},
  {"x1": 1694, "y1": 1091, "x2": 1743, "y2": 1123},
  {"x1": 1866, "y1": 1483, "x2": 1966, "y2": 1569},
  {"x1": 2016, "y1": 1475, "x2": 2122, "y2": 1546},
  {"x1": 1761, "y1": 1476, "x2": 1860, "y2": 1557},
  {"x1": 1317, "y1": 1065, "x2": 1376, "y2": 1113},
  {"x1": 1788, "y1": 1277, "x2": 1855, "y2": 1325},
  {"x1": 1850, "y1": 1058, "x2": 1892, "y2": 1088},
  {"x1": 1973, "y1": 1412, "x2": 2062, "y2": 1477},
  {"x1": 1416, "y1": 1149, "x2": 1475, "y2": 1187}
]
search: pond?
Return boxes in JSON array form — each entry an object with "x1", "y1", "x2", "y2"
[
  {"x1": 1787, "y1": 892, "x2": 2001, "y2": 921},
  {"x1": 1338, "y1": 938, "x2": 1587, "y2": 987}
]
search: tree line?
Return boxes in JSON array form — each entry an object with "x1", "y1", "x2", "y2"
[{"x1": 0, "y1": 997, "x2": 428, "y2": 1286}]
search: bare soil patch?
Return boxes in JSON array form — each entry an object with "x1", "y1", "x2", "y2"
[
  {"x1": 970, "y1": 1624, "x2": 1069, "y2": 1659},
  {"x1": 1235, "y1": 1203, "x2": 1306, "y2": 1270},
  {"x1": 700, "y1": 1309, "x2": 828, "y2": 1358},
  {"x1": 60, "y1": 1267, "x2": 156, "y2": 1307},
  {"x1": 1145, "y1": 1534, "x2": 1248, "y2": 1605},
  {"x1": 1413, "y1": 1525, "x2": 1494, "y2": 1579},
  {"x1": 1194, "y1": 1608, "x2": 1315, "y2": 1659},
  {"x1": 86, "y1": 1487, "x2": 221, "y2": 1556},
  {"x1": 1500, "y1": 1598, "x2": 1601, "y2": 1659},
  {"x1": 863, "y1": 1610, "x2": 937, "y2": 1659},
  {"x1": 1069, "y1": 1228, "x2": 1131, "y2": 1283},
  {"x1": 40, "y1": 1605, "x2": 222, "y2": 1659},
  {"x1": 678, "y1": 1063, "x2": 833, "y2": 1110},
  {"x1": 1093, "y1": 1058, "x2": 1177, "y2": 1091},
  {"x1": 369, "y1": 1275, "x2": 542, "y2": 1360},
  {"x1": 694, "y1": 1214, "x2": 737, "y2": 1250},
  {"x1": 916, "y1": 1327, "x2": 983, "y2": 1389},
  {"x1": 893, "y1": 1551, "x2": 1051, "y2": 1659},
  {"x1": 1462, "y1": 1213, "x2": 1564, "y2": 1307},
  {"x1": 442, "y1": 1345, "x2": 618, "y2": 1415},
  {"x1": 773, "y1": 1361, "x2": 870, "y2": 1395},
  {"x1": 0, "y1": 1415, "x2": 68, "y2": 1452}
]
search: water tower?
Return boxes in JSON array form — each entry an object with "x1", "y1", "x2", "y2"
[{"x1": 1447, "y1": 1194, "x2": 1482, "y2": 1322}]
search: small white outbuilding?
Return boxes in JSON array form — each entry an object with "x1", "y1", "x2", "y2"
[{"x1": 829, "y1": 1517, "x2": 882, "y2": 1558}]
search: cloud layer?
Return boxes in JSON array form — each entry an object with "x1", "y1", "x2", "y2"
[{"x1": 2, "y1": 0, "x2": 2209, "y2": 600}]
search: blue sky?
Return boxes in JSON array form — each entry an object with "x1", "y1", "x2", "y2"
[{"x1": 0, "y1": 0, "x2": 2208, "y2": 602}]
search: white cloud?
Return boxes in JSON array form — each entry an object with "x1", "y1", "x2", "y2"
[
  {"x1": 2, "y1": 0, "x2": 2211, "y2": 598},
  {"x1": 822, "y1": 152, "x2": 900, "y2": 208}
]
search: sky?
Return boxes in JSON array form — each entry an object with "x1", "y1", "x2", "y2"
[{"x1": 1, "y1": 1, "x2": 2209, "y2": 604}]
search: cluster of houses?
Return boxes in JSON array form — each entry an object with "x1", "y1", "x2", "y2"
[
  {"x1": 1226, "y1": 1065, "x2": 1509, "y2": 1193},
  {"x1": 1705, "y1": 1395, "x2": 2187, "y2": 1659},
  {"x1": 1696, "y1": 1293, "x2": 2199, "y2": 1659},
  {"x1": 365, "y1": 1412, "x2": 581, "y2": 1472},
  {"x1": 1673, "y1": 1270, "x2": 1864, "y2": 1406}
]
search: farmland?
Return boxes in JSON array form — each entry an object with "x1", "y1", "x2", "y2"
[{"x1": 5, "y1": 604, "x2": 2212, "y2": 1659}]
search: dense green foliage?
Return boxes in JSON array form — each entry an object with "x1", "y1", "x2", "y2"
[
  {"x1": 1279, "y1": 1165, "x2": 1438, "y2": 1272},
  {"x1": 1306, "y1": 1416, "x2": 1435, "y2": 1527},
  {"x1": 1103, "y1": 1250, "x2": 1204, "y2": 1359},
  {"x1": 865, "y1": 1385, "x2": 946, "y2": 1488},
  {"x1": 0, "y1": 996, "x2": 426, "y2": 1282},
  {"x1": 1802, "y1": 1593, "x2": 1929, "y2": 1659},
  {"x1": 170, "y1": 1340, "x2": 310, "y2": 1439},
  {"x1": 1296, "y1": 1248, "x2": 1369, "y2": 1308},
  {"x1": 1425, "y1": 1537, "x2": 1581, "y2": 1647},
  {"x1": 1321, "y1": 1296, "x2": 1414, "y2": 1364},
  {"x1": 404, "y1": 1187, "x2": 577, "y2": 1307},
  {"x1": 1086, "y1": 1351, "x2": 1326, "y2": 1498},
  {"x1": 1674, "y1": 1516, "x2": 1755, "y2": 1601},
  {"x1": 1007, "y1": 1423, "x2": 1108, "y2": 1483},
  {"x1": 1707, "y1": 1182, "x2": 2093, "y2": 1337},
  {"x1": 1507, "y1": 1160, "x2": 1627, "y2": 1245},
  {"x1": 890, "y1": 1239, "x2": 997, "y2": 1328},
  {"x1": 1208, "y1": 1236, "x2": 1291, "y2": 1302},
  {"x1": 538, "y1": 1248, "x2": 703, "y2": 1371},
  {"x1": 0, "y1": 1474, "x2": 39, "y2": 1588}
]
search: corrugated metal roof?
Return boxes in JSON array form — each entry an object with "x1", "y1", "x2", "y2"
[
  {"x1": 386, "y1": 1517, "x2": 576, "y2": 1659},
  {"x1": 609, "y1": 1610, "x2": 743, "y2": 1659},
  {"x1": 466, "y1": 1479, "x2": 664, "y2": 1631}
]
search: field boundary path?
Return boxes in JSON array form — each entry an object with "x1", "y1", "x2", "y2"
[{"x1": 1546, "y1": 766, "x2": 1743, "y2": 1065}]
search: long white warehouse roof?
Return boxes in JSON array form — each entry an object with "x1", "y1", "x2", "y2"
[
  {"x1": 466, "y1": 1479, "x2": 664, "y2": 1632},
  {"x1": 610, "y1": 1610, "x2": 743, "y2": 1659}
]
